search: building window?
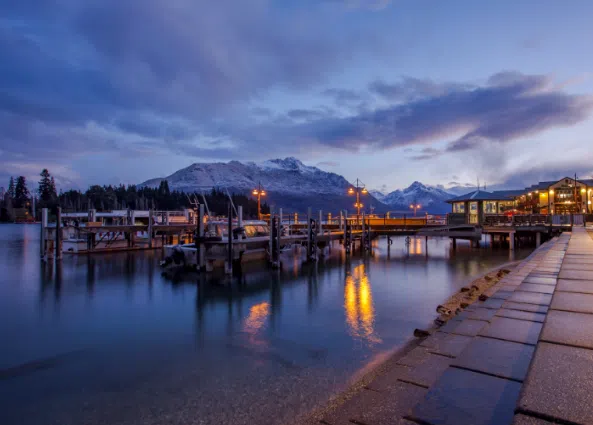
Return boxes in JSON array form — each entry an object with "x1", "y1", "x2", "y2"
[
  {"x1": 453, "y1": 202, "x2": 465, "y2": 213},
  {"x1": 484, "y1": 201, "x2": 497, "y2": 214}
]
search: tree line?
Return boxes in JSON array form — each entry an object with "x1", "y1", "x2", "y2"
[{"x1": 1, "y1": 170, "x2": 269, "y2": 222}]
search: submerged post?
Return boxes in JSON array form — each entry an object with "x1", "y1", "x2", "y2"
[
  {"x1": 509, "y1": 231, "x2": 515, "y2": 251},
  {"x1": 56, "y1": 207, "x2": 62, "y2": 260},
  {"x1": 40, "y1": 208, "x2": 48, "y2": 260}
]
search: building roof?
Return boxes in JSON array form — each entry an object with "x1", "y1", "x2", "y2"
[{"x1": 447, "y1": 190, "x2": 515, "y2": 203}]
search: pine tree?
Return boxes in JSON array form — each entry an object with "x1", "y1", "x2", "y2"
[
  {"x1": 14, "y1": 176, "x2": 30, "y2": 208},
  {"x1": 8, "y1": 177, "x2": 15, "y2": 198},
  {"x1": 38, "y1": 169, "x2": 57, "y2": 203}
]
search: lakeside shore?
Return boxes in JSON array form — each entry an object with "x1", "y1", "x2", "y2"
[{"x1": 295, "y1": 259, "x2": 523, "y2": 425}]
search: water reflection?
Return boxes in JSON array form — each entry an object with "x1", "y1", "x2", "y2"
[
  {"x1": 344, "y1": 263, "x2": 381, "y2": 346},
  {"x1": 243, "y1": 302, "x2": 270, "y2": 347}
]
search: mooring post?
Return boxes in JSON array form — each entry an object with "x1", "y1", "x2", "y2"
[
  {"x1": 165, "y1": 211, "x2": 170, "y2": 226},
  {"x1": 238, "y1": 205, "x2": 243, "y2": 240},
  {"x1": 275, "y1": 213, "x2": 281, "y2": 268},
  {"x1": 148, "y1": 209, "x2": 153, "y2": 248},
  {"x1": 510, "y1": 231, "x2": 516, "y2": 251},
  {"x1": 269, "y1": 207, "x2": 274, "y2": 261},
  {"x1": 536, "y1": 232, "x2": 541, "y2": 248},
  {"x1": 452, "y1": 237, "x2": 457, "y2": 250},
  {"x1": 40, "y1": 208, "x2": 48, "y2": 260},
  {"x1": 361, "y1": 212, "x2": 366, "y2": 252},
  {"x1": 226, "y1": 203, "x2": 233, "y2": 275},
  {"x1": 56, "y1": 207, "x2": 62, "y2": 260},
  {"x1": 339, "y1": 211, "x2": 343, "y2": 232},
  {"x1": 318, "y1": 210, "x2": 323, "y2": 235},
  {"x1": 307, "y1": 207, "x2": 312, "y2": 257},
  {"x1": 198, "y1": 204, "x2": 205, "y2": 270}
]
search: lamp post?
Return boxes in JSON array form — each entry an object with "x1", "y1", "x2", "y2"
[
  {"x1": 409, "y1": 202, "x2": 421, "y2": 217},
  {"x1": 348, "y1": 178, "x2": 368, "y2": 224},
  {"x1": 252, "y1": 182, "x2": 266, "y2": 220}
]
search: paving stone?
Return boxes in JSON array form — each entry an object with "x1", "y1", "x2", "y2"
[
  {"x1": 540, "y1": 310, "x2": 593, "y2": 349},
  {"x1": 522, "y1": 276, "x2": 557, "y2": 285},
  {"x1": 518, "y1": 342, "x2": 593, "y2": 425},
  {"x1": 399, "y1": 353, "x2": 453, "y2": 388},
  {"x1": 551, "y1": 292, "x2": 593, "y2": 314},
  {"x1": 452, "y1": 336, "x2": 535, "y2": 381},
  {"x1": 503, "y1": 301, "x2": 548, "y2": 314},
  {"x1": 479, "y1": 298, "x2": 505, "y2": 309},
  {"x1": 410, "y1": 367, "x2": 522, "y2": 425},
  {"x1": 556, "y1": 278, "x2": 593, "y2": 294},
  {"x1": 465, "y1": 307, "x2": 498, "y2": 321},
  {"x1": 490, "y1": 290, "x2": 514, "y2": 300},
  {"x1": 508, "y1": 291, "x2": 552, "y2": 306},
  {"x1": 449, "y1": 319, "x2": 488, "y2": 337},
  {"x1": 437, "y1": 319, "x2": 462, "y2": 333},
  {"x1": 559, "y1": 269, "x2": 593, "y2": 280},
  {"x1": 479, "y1": 317, "x2": 542, "y2": 345},
  {"x1": 517, "y1": 283, "x2": 555, "y2": 294},
  {"x1": 420, "y1": 333, "x2": 473, "y2": 358},
  {"x1": 495, "y1": 308, "x2": 546, "y2": 323},
  {"x1": 560, "y1": 263, "x2": 593, "y2": 271},
  {"x1": 396, "y1": 346, "x2": 431, "y2": 367},
  {"x1": 366, "y1": 364, "x2": 410, "y2": 392},
  {"x1": 511, "y1": 414, "x2": 556, "y2": 424},
  {"x1": 322, "y1": 382, "x2": 427, "y2": 425}
]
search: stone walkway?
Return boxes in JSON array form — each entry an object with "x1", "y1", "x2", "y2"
[{"x1": 317, "y1": 229, "x2": 593, "y2": 425}]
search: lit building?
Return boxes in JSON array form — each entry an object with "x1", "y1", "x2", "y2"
[
  {"x1": 447, "y1": 177, "x2": 593, "y2": 224},
  {"x1": 515, "y1": 177, "x2": 593, "y2": 215},
  {"x1": 447, "y1": 190, "x2": 518, "y2": 225}
]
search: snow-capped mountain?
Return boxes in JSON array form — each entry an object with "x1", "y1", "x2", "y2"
[
  {"x1": 371, "y1": 181, "x2": 454, "y2": 213},
  {"x1": 140, "y1": 158, "x2": 455, "y2": 213},
  {"x1": 139, "y1": 157, "x2": 388, "y2": 212}
]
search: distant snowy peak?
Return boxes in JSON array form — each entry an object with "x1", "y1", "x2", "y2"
[
  {"x1": 139, "y1": 157, "x2": 352, "y2": 196},
  {"x1": 379, "y1": 181, "x2": 453, "y2": 209},
  {"x1": 369, "y1": 190, "x2": 387, "y2": 202},
  {"x1": 257, "y1": 157, "x2": 318, "y2": 173}
]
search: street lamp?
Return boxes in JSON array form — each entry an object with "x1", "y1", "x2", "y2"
[
  {"x1": 252, "y1": 182, "x2": 266, "y2": 220},
  {"x1": 410, "y1": 203, "x2": 421, "y2": 217},
  {"x1": 348, "y1": 178, "x2": 368, "y2": 223}
]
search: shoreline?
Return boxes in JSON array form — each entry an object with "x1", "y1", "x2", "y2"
[{"x1": 294, "y1": 258, "x2": 525, "y2": 425}]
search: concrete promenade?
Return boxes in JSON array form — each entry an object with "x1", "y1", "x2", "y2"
[{"x1": 316, "y1": 228, "x2": 593, "y2": 425}]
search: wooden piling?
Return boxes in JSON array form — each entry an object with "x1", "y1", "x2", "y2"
[
  {"x1": 56, "y1": 207, "x2": 62, "y2": 260},
  {"x1": 226, "y1": 203, "x2": 233, "y2": 275},
  {"x1": 40, "y1": 208, "x2": 48, "y2": 260},
  {"x1": 198, "y1": 204, "x2": 205, "y2": 270},
  {"x1": 148, "y1": 209, "x2": 153, "y2": 248}
]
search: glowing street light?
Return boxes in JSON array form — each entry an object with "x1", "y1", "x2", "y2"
[
  {"x1": 252, "y1": 182, "x2": 266, "y2": 220},
  {"x1": 410, "y1": 203, "x2": 421, "y2": 217},
  {"x1": 348, "y1": 178, "x2": 368, "y2": 222}
]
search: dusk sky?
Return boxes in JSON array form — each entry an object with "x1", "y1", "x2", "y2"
[{"x1": 2, "y1": 0, "x2": 593, "y2": 193}]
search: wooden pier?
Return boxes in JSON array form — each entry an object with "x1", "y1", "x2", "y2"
[{"x1": 40, "y1": 206, "x2": 583, "y2": 273}]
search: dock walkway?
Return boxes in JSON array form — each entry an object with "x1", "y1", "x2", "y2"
[{"x1": 314, "y1": 228, "x2": 593, "y2": 425}]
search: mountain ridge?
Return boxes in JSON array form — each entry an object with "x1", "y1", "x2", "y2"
[{"x1": 139, "y1": 158, "x2": 455, "y2": 213}]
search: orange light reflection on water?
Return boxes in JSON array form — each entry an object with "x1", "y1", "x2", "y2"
[
  {"x1": 243, "y1": 302, "x2": 270, "y2": 347},
  {"x1": 344, "y1": 264, "x2": 381, "y2": 346}
]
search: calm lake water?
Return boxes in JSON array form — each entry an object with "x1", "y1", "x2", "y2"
[{"x1": 0, "y1": 224, "x2": 530, "y2": 425}]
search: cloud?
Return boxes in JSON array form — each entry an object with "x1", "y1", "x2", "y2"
[
  {"x1": 322, "y1": 88, "x2": 367, "y2": 105},
  {"x1": 296, "y1": 72, "x2": 592, "y2": 152},
  {"x1": 409, "y1": 147, "x2": 441, "y2": 161},
  {"x1": 317, "y1": 161, "x2": 340, "y2": 167},
  {"x1": 369, "y1": 77, "x2": 473, "y2": 102}
]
